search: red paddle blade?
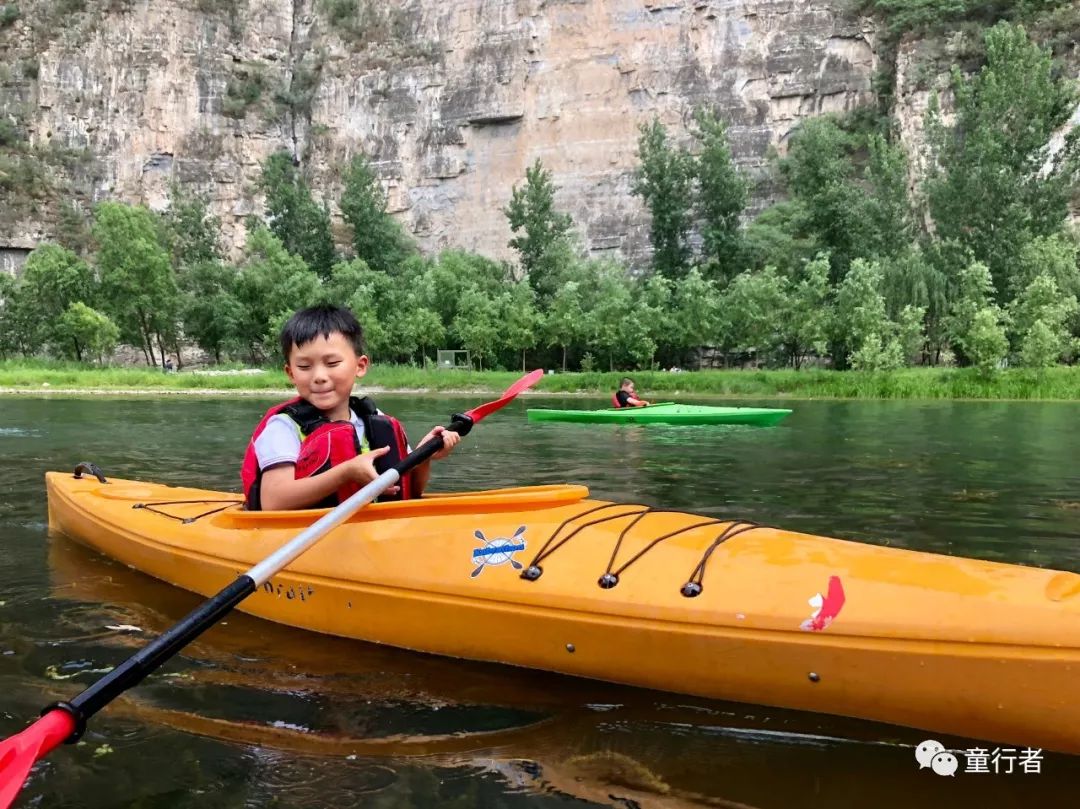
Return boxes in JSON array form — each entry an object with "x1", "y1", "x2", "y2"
[
  {"x1": 0, "y1": 710, "x2": 76, "y2": 809},
  {"x1": 463, "y1": 369, "x2": 543, "y2": 423}
]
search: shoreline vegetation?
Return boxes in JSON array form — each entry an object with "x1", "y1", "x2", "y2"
[{"x1": 3, "y1": 362, "x2": 1080, "y2": 402}]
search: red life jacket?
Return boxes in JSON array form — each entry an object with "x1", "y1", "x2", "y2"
[
  {"x1": 241, "y1": 396, "x2": 412, "y2": 510},
  {"x1": 611, "y1": 391, "x2": 622, "y2": 407}
]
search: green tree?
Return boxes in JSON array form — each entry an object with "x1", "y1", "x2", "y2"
[
  {"x1": 741, "y1": 201, "x2": 818, "y2": 276},
  {"x1": 880, "y1": 248, "x2": 947, "y2": 363},
  {"x1": 55, "y1": 202, "x2": 94, "y2": 257},
  {"x1": 545, "y1": 279, "x2": 587, "y2": 371},
  {"x1": 925, "y1": 23, "x2": 1079, "y2": 299},
  {"x1": 55, "y1": 302, "x2": 120, "y2": 362},
  {"x1": 259, "y1": 151, "x2": 337, "y2": 279},
  {"x1": 17, "y1": 243, "x2": 95, "y2": 356},
  {"x1": 964, "y1": 307, "x2": 1010, "y2": 377},
  {"x1": 1019, "y1": 319, "x2": 1062, "y2": 369},
  {"x1": 181, "y1": 261, "x2": 243, "y2": 363},
  {"x1": 584, "y1": 261, "x2": 637, "y2": 371},
  {"x1": 633, "y1": 119, "x2": 694, "y2": 279},
  {"x1": 864, "y1": 133, "x2": 914, "y2": 259},
  {"x1": 339, "y1": 153, "x2": 413, "y2": 274},
  {"x1": 234, "y1": 227, "x2": 323, "y2": 360},
  {"x1": 500, "y1": 281, "x2": 540, "y2": 370},
  {"x1": 636, "y1": 273, "x2": 674, "y2": 368},
  {"x1": 0, "y1": 273, "x2": 26, "y2": 357},
  {"x1": 452, "y1": 286, "x2": 501, "y2": 370},
  {"x1": 691, "y1": 109, "x2": 747, "y2": 279},
  {"x1": 93, "y1": 202, "x2": 178, "y2": 366},
  {"x1": 668, "y1": 268, "x2": 720, "y2": 360},
  {"x1": 779, "y1": 254, "x2": 831, "y2": 369},
  {"x1": 164, "y1": 186, "x2": 222, "y2": 270},
  {"x1": 325, "y1": 256, "x2": 372, "y2": 304},
  {"x1": 334, "y1": 258, "x2": 445, "y2": 365},
  {"x1": 504, "y1": 159, "x2": 573, "y2": 300},
  {"x1": 833, "y1": 258, "x2": 896, "y2": 368},
  {"x1": 896, "y1": 304, "x2": 928, "y2": 364},
  {"x1": 1011, "y1": 233, "x2": 1080, "y2": 300},
  {"x1": 779, "y1": 116, "x2": 870, "y2": 281},
  {"x1": 849, "y1": 332, "x2": 905, "y2": 371},
  {"x1": 419, "y1": 250, "x2": 508, "y2": 330},
  {"x1": 398, "y1": 304, "x2": 445, "y2": 366},
  {"x1": 945, "y1": 260, "x2": 1011, "y2": 371},
  {"x1": 720, "y1": 267, "x2": 788, "y2": 362},
  {"x1": 1009, "y1": 273, "x2": 1078, "y2": 367},
  {"x1": 945, "y1": 259, "x2": 997, "y2": 360}
]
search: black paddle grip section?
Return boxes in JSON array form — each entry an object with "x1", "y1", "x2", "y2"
[
  {"x1": 65, "y1": 576, "x2": 257, "y2": 731},
  {"x1": 392, "y1": 414, "x2": 474, "y2": 474}
]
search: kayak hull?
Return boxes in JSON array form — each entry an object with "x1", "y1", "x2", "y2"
[
  {"x1": 526, "y1": 403, "x2": 792, "y2": 426},
  {"x1": 45, "y1": 471, "x2": 1080, "y2": 753}
]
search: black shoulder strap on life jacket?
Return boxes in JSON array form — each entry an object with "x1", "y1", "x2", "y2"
[
  {"x1": 349, "y1": 396, "x2": 409, "y2": 500},
  {"x1": 279, "y1": 399, "x2": 331, "y2": 437},
  {"x1": 350, "y1": 395, "x2": 397, "y2": 463}
]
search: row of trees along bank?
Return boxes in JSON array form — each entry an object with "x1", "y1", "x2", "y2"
[{"x1": 0, "y1": 23, "x2": 1077, "y2": 375}]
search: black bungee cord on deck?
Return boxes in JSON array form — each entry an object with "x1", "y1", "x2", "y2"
[
  {"x1": 520, "y1": 500, "x2": 765, "y2": 597},
  {"x1": 132, "y1": 499, "x2": 243, "y2": 524}
]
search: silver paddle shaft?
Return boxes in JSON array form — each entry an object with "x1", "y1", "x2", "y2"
[{"x1": 246, "y1": 468, "x2": 401, "y2": 586}]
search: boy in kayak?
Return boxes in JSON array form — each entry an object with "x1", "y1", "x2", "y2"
[
  {"x1": 612, "y1": 377, "x2": 650, "y2": 408},
  {"x1": 241, "y1": 304, "x2": 459, "y2": 510}
]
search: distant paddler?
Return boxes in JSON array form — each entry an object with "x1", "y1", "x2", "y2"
[{"x1": 612, "y1": 377, "x2": 650, "y2": 408}]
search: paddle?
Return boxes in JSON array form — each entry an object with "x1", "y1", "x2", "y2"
[{"x1": 0, "y1": 369, "x2": 543, "y2": 808}]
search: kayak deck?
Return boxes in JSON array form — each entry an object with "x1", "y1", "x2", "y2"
[
  {"x1": 526, "y1": 402, "x2": 792, "y2": 425},
  {"x1": 45, "y1": 471, "x2": 1080, "y2": 753}
]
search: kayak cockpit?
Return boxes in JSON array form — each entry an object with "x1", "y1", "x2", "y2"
[{"x1": 211, "y1": 484, "x2": 592, "y2": 530}]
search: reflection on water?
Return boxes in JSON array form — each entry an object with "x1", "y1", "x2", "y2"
[{"x1": 2, "y1": 394, "x2": 1080, "y2": 806}]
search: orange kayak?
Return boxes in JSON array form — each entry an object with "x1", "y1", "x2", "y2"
[{"x1": 45, "y1": 470, "x2": 1080, "y2": 753}]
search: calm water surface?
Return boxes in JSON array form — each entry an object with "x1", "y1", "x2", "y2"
[{"x1": 2, "y1": 394, "x2": 1080, "y2": 808}]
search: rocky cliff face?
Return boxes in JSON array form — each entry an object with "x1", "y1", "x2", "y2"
[{"x1": 0, "y1": 0, "x2": 878, "y2": 269}]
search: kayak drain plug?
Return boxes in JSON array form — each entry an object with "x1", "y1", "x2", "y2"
[
  {"x1": 681, "y1": 582, "x2": 703, "y2": 598},
  {"x1": 808, "y1": 672, "x2": 820, "y2": 683},
  {"x1": 598, "y1": 573, "x2": 619, "y2": 589},
  {"x1": 521, "y1": 565, "x2": 543, "y2": 581}
]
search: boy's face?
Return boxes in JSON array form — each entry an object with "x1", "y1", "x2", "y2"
[
  {"x1": 621, "y1": 382, "x2": 635, "y2": 393},
  {"x1": 285, "y1": 332, "x2": 369, "y2": 419}
]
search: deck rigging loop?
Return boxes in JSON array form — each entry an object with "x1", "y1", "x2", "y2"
[
  {"x1": 680, "y1": 521, "x2": 761, "y2": 597},
  {"x1": 132, "y1": 499, "x2": 243, "y2": 524},
  {"x1": 520, "y1": 501, "x2": 765, "y2": 594},
  {"x1": 521, "y1": 503, "x2": 651, "y2": 581}
]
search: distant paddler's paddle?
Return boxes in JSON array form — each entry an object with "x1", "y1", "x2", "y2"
[{"x1": 0, "y1": 369, "x2": 544, "y2": 808}]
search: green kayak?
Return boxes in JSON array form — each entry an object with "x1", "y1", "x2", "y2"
[{"x1": 526, "y1": 402, "x2": 792, "y2": 426}]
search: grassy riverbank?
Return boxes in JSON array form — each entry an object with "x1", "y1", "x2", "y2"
[{"x1": 3, "y1": 360, "x2": 1080, "y2": 400}]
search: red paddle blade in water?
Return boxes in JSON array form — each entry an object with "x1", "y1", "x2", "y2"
[
  {"x1": 463, "y1": 369, "x2": 543, "y2": 423},
  {"x1": 0, "y1": 709, "x2": 76, "y2": 808}
]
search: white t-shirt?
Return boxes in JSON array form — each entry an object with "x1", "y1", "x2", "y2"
[{"x1": 253, "y1": 412, "x2": 367, "y2": 471}]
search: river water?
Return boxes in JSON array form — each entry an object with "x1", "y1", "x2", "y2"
[{"x1": 1, "y1": 394, "x2": 1079, "y2": 807}]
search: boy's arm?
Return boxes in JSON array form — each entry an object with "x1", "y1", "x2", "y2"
[
  {"x1": 407, "y1": 426, "x2": 461, "y2": 498},
  {"x1": 258, "y1": 463, "x2": 354, "y2": 511},
  {"x1": 410, "y1": 462, "x2": 432, "y2": 499},
  {"x1": 258, "y1": 446, "x2": 395, "y2": 510}
]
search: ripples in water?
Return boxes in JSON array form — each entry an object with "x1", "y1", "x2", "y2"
[{"x1": 4, "y1": 396, "x2": 1080, "y2": 807}]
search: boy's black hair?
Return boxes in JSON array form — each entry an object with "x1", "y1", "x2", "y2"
[{"x1": 280, "y1": 305, "x2": 366, "y2": 360}]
